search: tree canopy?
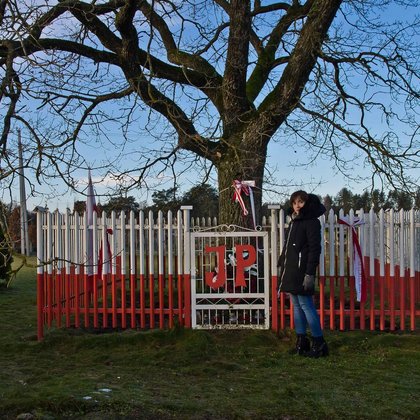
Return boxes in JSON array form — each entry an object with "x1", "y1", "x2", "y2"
[{"x1": 1, "y1": 1, "x2": 419, "y2": 225}]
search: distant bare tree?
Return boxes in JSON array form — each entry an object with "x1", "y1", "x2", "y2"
[{"x1": 1, "y1": 1, "x2": 419, "y2": 225}]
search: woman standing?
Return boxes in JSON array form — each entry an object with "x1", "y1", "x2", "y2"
[{"x1": 278, "y1": 190, "x2": 328, "y2": 357}]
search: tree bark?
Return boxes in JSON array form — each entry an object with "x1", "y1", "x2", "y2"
[{"x1": 216, "y1": 132, "x2": 267, "y2": 227}]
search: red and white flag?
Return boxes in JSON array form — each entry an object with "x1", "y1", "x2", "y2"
[
  {"x1": 86, "y1": 170, "x2": 112, "y2": 279},
  {"x1": 338, "y1": 216, "x2": 367, "y2": 302}
]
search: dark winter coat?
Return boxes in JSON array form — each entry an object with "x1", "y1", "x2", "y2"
[{"x1": 278, "y1": 194, "x2": 326, "y2": 296}]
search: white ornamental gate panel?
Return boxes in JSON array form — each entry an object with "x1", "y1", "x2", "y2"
[{"x1": 191, "y1": 229, "x2": 270, "y2": 329}]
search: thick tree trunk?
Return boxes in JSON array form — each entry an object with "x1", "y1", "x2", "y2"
[{"x1": 217, "y1": 134, "x2": 267, "y2": 228}]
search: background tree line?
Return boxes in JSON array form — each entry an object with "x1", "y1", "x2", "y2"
[
  {"x1": 1, "y1": 185, "x2": 419, "y2": 258},
  {"x1": 319, "y1": 188, "x2": 420, "y2": 215},
  {"x1": 74, "y1": 185, "x2": 419, "y2": 219}
]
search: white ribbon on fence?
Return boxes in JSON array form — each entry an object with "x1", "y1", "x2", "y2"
[{"x1": 338, "y1": 216, "x2": 367, "y2": 303}]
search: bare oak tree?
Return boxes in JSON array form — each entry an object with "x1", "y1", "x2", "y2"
[{"x1": 0, "y1": 0, "x2": 419, "y2": 225}]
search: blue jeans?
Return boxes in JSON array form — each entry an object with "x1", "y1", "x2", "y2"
[{"x1": 290, "y1": 294, "x2": 323, "y2": 337}]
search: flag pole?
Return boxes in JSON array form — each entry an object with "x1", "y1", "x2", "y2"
[
  {"x1": 86, "y1": 168, "x2": 96, "y2": 277},
  {"x1": 18, "y1": 129, "x2": 30, "y2": 256}
]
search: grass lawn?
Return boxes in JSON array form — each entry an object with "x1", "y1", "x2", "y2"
[{"x1": 1, "y1": 256, "x2": 419, "y2": 419}]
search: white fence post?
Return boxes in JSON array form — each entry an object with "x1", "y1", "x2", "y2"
[
  {"x1": 181, "y1": 205, "x2": 193, "y2": 327},
  {"x1": 389, "y1": 209, "x2": 395, "y2": 278}
]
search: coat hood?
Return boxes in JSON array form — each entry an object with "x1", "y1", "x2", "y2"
[{"x1": 288, "y1": 193, "x2": 326, "y2": 220}]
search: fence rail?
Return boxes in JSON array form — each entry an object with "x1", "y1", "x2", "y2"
[{"x1": 36, "y1": 207, "x2": 420, "y2": 339}]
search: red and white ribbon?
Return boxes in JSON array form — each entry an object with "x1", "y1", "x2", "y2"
[
  {"x1": 338, "y1": 216, "x2": 367, "y2": 303},
  {"x1": 232, "y1": 179, "x2": 256, "y2": 228}
]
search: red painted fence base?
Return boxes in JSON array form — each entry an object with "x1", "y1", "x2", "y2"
[{"x1": 37, "y1": 264, "x2": 420, "y2": 340}]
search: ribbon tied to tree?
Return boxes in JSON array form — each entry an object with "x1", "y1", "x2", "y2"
[
  {"x1": 338, "y1": 216, "x2": 367, "y2": 303},
  {"x1": 232, "y1": 179, "x2": 256, "y2": 229}
]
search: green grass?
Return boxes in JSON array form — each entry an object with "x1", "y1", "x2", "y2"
[{"x1": 1, "y1": 257, "x2": 419, "y2": 419}]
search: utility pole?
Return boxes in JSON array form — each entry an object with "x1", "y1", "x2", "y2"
[{"x1": 18, "y1": 129, "x2": 30, "y2": 256}]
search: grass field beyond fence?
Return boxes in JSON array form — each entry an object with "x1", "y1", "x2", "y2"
[{"x1": 1, "y1": 256, "x2": 419, "y2": 419}]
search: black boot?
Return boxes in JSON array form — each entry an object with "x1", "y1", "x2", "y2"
[
  {"x1": 307, "y1": 336, "x2": 329, "y2": 358},
  {"x1": 294, "y1": 334, "x2": 311, "y2": 355}
]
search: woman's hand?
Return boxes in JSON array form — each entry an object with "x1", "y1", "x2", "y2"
[{"x1": 303, "y1": 274, "x2": 315, "y2": 291}]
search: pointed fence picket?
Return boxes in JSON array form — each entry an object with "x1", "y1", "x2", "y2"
[{"x1": 36, "y1": 206, "x2": 420, "y2": 340}]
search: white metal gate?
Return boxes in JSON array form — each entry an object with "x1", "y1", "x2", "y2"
[{"x1": 191, "y1": 229, "x2": 270, "y2": 329}]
